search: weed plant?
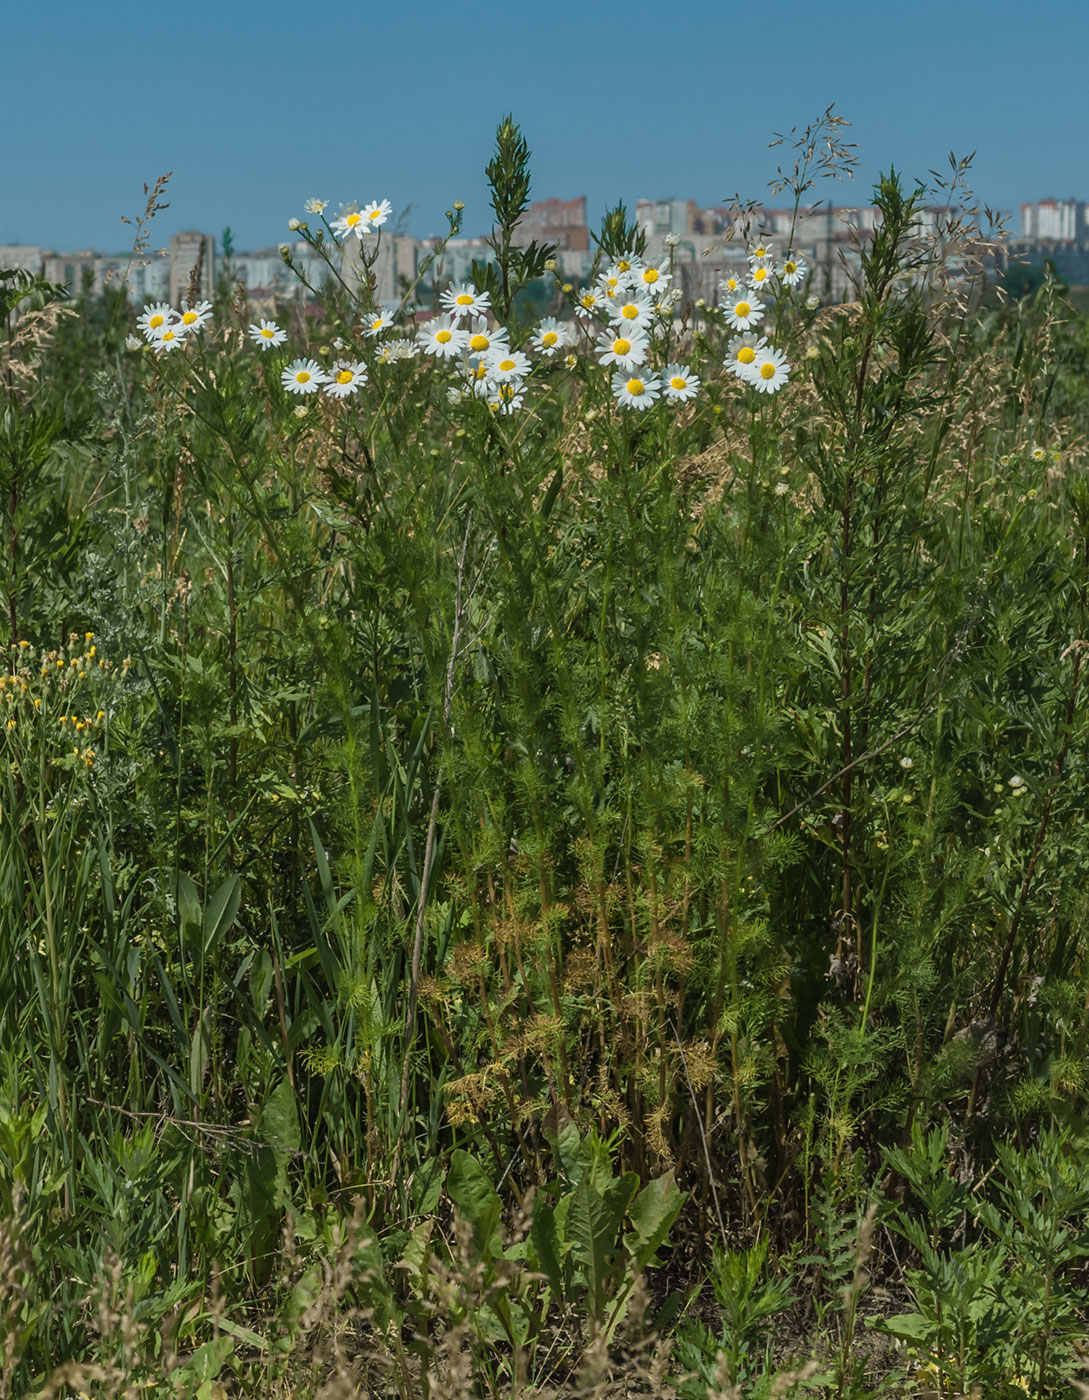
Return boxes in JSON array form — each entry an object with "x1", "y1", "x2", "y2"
[{"x1": 0, "y1": 114, "x2": 1088, "y2": 1397}]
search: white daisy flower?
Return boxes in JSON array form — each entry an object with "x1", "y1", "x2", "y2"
[
  {"x1": 725, "y1": 332, "x2": 768, "y2": 380},
  {"x1": 484, "y1": 350, "x2": 532, "y2": 384},
  {"x1": 633, "y1": 262, "x2": 671, "y2": 294},
  {"x1": 749, "y1": 239, "x2": 774, "y2": 264},
  {"x1": 304, "y1": 197, "x2": 328, "y2": 215},
  {"x1": 178, "y1": 300, "x2": 213, "y2": 332},
  {"x1": 464, "y1": 318, "x2": 510, "y2": 358},
  {"x1": 610, "y1": 295, "x2": 654, "y2": 330},
  {"x1": 440, "y1": 282, "x2": 492, "y2": 320},
  {"x1": 574, "y1": 287, "x2": 604, "y2": 318},
  {"x1": 124, "y1": 333, "x2": 142, "y2": 351},
  {"x1": 533, "y1": 317, "x2": 572, "y2": 355},
  {"x1": 748, "y1": 345, "x2": 791, "y2": 394},
  {"x1": 137, "y1": 302, "x2": 176, "y2": 340},
  {"x1": 418, "y1": 316, "x2": 468, "y2": 359},
  {"x1": 598, "y1": 268, "x2": 631, "y2": 300},
  {"x1": 459, "y1": 359, "x2": 493, "y2": 398},
  {"x1": 661, "y1": 364, "x2": 701, "y2": 402},
  {"x1": 281, "y1": 358, "x2": 328, "y2": 394},
  {"x1": 748, "y1": 263, "x2": 775, "y2": 293},
  {"x1": 597, "y1": 328, "x2": 648, "y2": 371},
  {"x1": 363, "y1": 198, "x2": 393, "y2": 229},
  {"x1": 151, "y1": 325, "x2": 186, "y2": 352},
  {"x1": 612, "y1": 371, "x2": 661, "y2": 411},
  {"x1": 325, "y1": 360, "x2": 368, "y2": 398},
  {"x1": 331, "y1": 207, "x2": 367, "y2": 241},
  {"x1": 724, "y1": 296, "x2": 765, "y2": 331},
  {"x1": 379, "y1": 337, "x2": 418, "y2": 362},
  {"x1": 249, "y1": 319, "x2": 287, "y2": 350},
  {"x1": 613, "y1": 252, "x2": 639, "y2": 276},
  {"x1": 363, "y1": 308, "x2": 396, "y2": 337},
  {"x1": 489, "y1": 381, "x2": 524, "y2": 415},
  {"x1": 719, "y1": 271, "x2": 746, "y2": 298},
  {"x1": 778, "y1": 254, "x2": 808, "y2": 287}
]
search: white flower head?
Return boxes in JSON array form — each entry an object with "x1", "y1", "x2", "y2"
[
  {"x1": 1008, "y1": 774, "x2": 1025, "y2": 789},
  {"x1": 661, "y1": 364, "x2": 701, "y2": 402},
  {"x1": 150, "y1": 324, "x2": 187, "y2": 352},
  {"x1": 574, "y1": 287, "x2": 604, "y2": 318},
  {"x1": 331, "y1": 206, "x2": 368, "y2": 241},
  {"x1": 725, "y1": 332, "x2": 768, "y2": 379},
  {"x1": 748, "y1": 238, "x2": 774, "y2": 264},
  {"x1": 304, "y1": 197, "x2": 328, "y2": 215},
  {"x1": 779, "y1": 253, "x2": 808, "y2": 287},
  {"x1": 379, "y1": 337, "x2": 418, "y2": 362},
  {"x1": 325, "y1": 360, "x2": 367, "y2": 398},
  {"x1": 805, "y1": 294, "x2": 820, "y2": 310},
  {"x1": 178, "y1": 300, "x2": 213, "y2": 332},
  {"x1": 597, "y1": 328, "x2": 648, "y2": 371},
  {"x1": 724, "y1": 295, "x2": 765, "y2": 332},
  {"x1": 533, "y1": 317, "x2": 572, "y2": 355},
  {"x1": 748, "y1": 344, "x2": 791, "y2": 394},
  {"x1": 363, "y1": 307, "x2": 396, "y2": 337},
  {"x1": 489, "y1": 381, "x2": 524, "y2": 415},
  {"x1": 441, "y1": 281, "x2": 492, "y2": 320},
  {"x1": 484, "y1": 349, "x2": 531, "y2": 384},
  {"x1": 612, "y1": 370, "x2": 661, "y2": 411},
  {"x1": 137, "y1": 302, "x2": 176, "y2": 340},
  {"x1": 748, "y1": 262, "x2": 775, "y2": 293},
  {"x1": 417, "y1": 316, "x2": 468, "y2": 359},
  {"x1": 719, "y1": 271, "x2": 746, "y2": 298},
  {"x1": 124, "y1": 333, "x2": 142, "y2": 351},
  {"x1": 249, "y1": 319, "x2": 287, "y2": 350},
  {"x1": 664, "y1": 232, "x2": 681, "y2": 247},
  {"x1": 610, "y1": 294, "x2": 654, "y2": 331},
  {"x1": 900, "y1": 756, "x2": 914, "y2": 769},
  {"x1": 633, "y1": 262, "x2": 671, "y2": 294},
  {"x1": 363, "y1": 198, "x2": 393, "y2": 229},
  {"x1": 281, "y1": 358, "x2": 328, "y2": 394},
  {"x1": 464, "y1": 318, "x2": 509, "y2": 359}
]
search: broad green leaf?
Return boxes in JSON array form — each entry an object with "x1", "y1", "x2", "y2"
[
  {"x1": 624, "y1": 1171, "x2": 685, "y2": 1273},
  {"x1": 447, "y1": 1149, "x2": 502, "y2": 1262}
]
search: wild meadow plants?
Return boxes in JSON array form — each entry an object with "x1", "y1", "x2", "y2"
[{"x1": 1, "y1": 114, "x2": 1088, "y2": 1397}]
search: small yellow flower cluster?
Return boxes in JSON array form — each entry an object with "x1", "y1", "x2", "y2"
[{"x1": 1, "y1": 633, "x2": 119, "y2": 770}]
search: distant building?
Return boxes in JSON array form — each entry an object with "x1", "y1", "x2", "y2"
[
  {"x1": 0, "y1": 245, "x2": 44, "y2": 275},
  {"x1": 169, "y1": 231, "x2": 215, "y2": 305},
  {"x1": 511, "y1": 197, "x2": 589, "y2": 251},
  {"x1": 1020, "y1": 198, "x2": 1086, "y2": 243}
]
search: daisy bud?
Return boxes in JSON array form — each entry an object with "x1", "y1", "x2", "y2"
[
  {"x1": 562, "y1": 283, "x2": 573, "y2": 294},
  {"x1": 288, "y1": 217, "x2": 303, "y2": 231},
  {"x1": 805, "y1": 295, "x2": 820, "y2": 310},
  {"x1": 544, "y1": 259, "x2": 557, "y2": 271},
  {"x1": 294, "y1": 405, "x2": 308, "y2": 418},
  {"x1": 664, "y1": 233, "x2": 680, "y2": 247},
  {"x1": 453, "y1": 201, "x2": 465, "y2": 211}
]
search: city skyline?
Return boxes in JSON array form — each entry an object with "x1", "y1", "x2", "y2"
[{"x1": 4, "y1": 0, "x2": 1088, "y2": 253}]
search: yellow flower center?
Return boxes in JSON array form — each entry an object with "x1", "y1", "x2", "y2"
[
  {"x1": 371, "y1": 318, "x2": 384, "y2": 330},
  {"x1": 614, "y1": 338, "x2": 631, "y2": 355},
  {"x1": 337, "y1": 370, "x2": 354, "y2": 384},
  {"x1": 368, "y1": 209, "x2": 382, "y2": 221},
  {"x1": 473, "y1": 364, "x2": 487, "y2": 380},
  {"x1": 618, "y1": 259, "x2": 631, "y2": 272},
  {"x1": 261, "y1": 327, "x2": 275, "y2": 338},
  {"x1": 346, "y1": 213, "x2": 362, "y2": 227},
  {"x1": 182, "y1": 310, "x2": 198, "y2": 324},
  {"x1": 644, "y1": 269, "x2": 659, "y2": 283},
  {"x1": 738, "y1": 347, "x2": 756, "y2": 364},
  {"x1": 542, "y1": 331, "x2": 557, "y2": 346},
  {"x1": 456, "y1": 293, "x2": 474, "y2": 306},
  {"x1": 621, "y1": 305, "x2": 638, "y2": 320},
  {"x1": 436, "y1": 330, "x2": 452, "y2": 344},
  {"x1": 162, "y1": 330, "x2": 176, "y2": 341},
  {"x1": 470, "y1": 334, "x2": 489, "y2": 352},
  {"x1": 760, "y1": 362, "x2": 776, "y2": 379},
  {"x1": 500, "y1": 384, "x2": 515, "y2": 400},
  {"x1": 785, "y1": 261, "x2": 796, "y2": 274},
  {"x1": 149, "y1": 314, "x2": 164, "y2": 329},
  {"x1": 626, "y1": 378, "x2": 644, "y2": 395},
  {"x1": 736, "y1": 302, "x2": 751, "y2": 318},
  {"x1": 296, "y1": 371, "x2": 311, "y2": 383},
  {"x1": 581, "y1": 294, "x2": 595, "y2": 307},
  {"x1": 754, "y1": 245, "x2": 767, "y2": 257},
  {"x1": 498, "y1": 359, "x2": 515, "y2": 372},
  {"x1": 753, "y1": 268, "x2": 767, "y2": 281},
  {"x1": 670, "y1": 376, "x2": 686, "y2": 390}
]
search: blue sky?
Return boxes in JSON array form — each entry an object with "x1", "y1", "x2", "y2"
[{"x1": 5, "y1": 0, "x2": 1087, "y2": 251}]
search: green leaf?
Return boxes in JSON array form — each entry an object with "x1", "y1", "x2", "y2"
[
  {"x1": 566, "y1": 1175, "x2": 623, "y2": 1321},
  {"x1": 203, "y1": 873, "x2": 241, "y2": 960},
  {"x1": 446, "y1": 1149, "x2": 503, "y2": 1263},
  {"x1": 624, "y1": 1171, "x2": 685, "y2": 1273}
]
